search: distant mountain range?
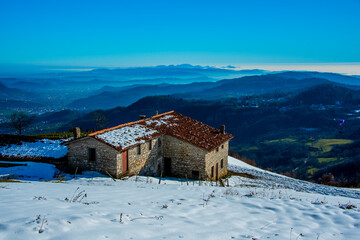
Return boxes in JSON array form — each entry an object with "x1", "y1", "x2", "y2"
[
  {"x1": 66, "y1": 71, "x2": 360, "y2": 110},
  {"x1": 68, "y1": 81, "x2": 222, "y2": 109},
  {"x1": 271, "y1": 71, "x2": 360, "y2": 85},
  {"x1": 0, "y1": 65, "x2": 267, "y2": 109},
  {"x1": 63, "y1": 83, "x2": 360, "y2": 132}
]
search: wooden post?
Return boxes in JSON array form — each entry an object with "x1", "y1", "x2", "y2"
[
  {"x1": 105, "y1": 170, "x2": 116, "y2": 182},
  {"x1": 158, "y1": 170, "x2": 163, "y2": 184},
  {"x1": 219, "y1": 178, "x2": 225, "y2": 187},
  {"x1": 185, "y1": 174, "x2": 189, "y2": 186},
  {"x1": 74, "y1": 167, "x2": 78, "y2": 179}
]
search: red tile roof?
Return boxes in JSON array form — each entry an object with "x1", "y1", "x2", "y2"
[{"x1": 88, "y1": 111, "x2": 233, "y2": 152}]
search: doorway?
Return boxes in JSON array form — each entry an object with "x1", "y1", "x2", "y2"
[
  {"x1": 215, "y1": 163, "x2": 218, "y2": 181},
  {"x1": 164, "y1": 157, "x2": 172, "y2": 176}
]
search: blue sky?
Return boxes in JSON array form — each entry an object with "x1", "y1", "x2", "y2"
[{"x1": 0, "y1": 0, "x2": 359, "y2": 69}]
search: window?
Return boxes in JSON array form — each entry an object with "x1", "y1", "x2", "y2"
[
  {"x1": 148, "y1": 140, "x2": 152, "y2": 150},
  {"x1": 211, "y1": 166, "x2": 214, "y2": 178},
  {"x1": 216, "y1": 147, "x2": 219, "y2": 152},
  {"x1": 88, "y1": 148, "x2": 96, "y2": 162},
  {"x1": 192, "y1": 171, "x2": 199, "y2": 179},
  {"x1": 222, "y1": 144, "x2": 224, "y2": 149},
  {"x1": 137, "y1": 144, "x2": 141, "y2": 155},
  {"x1": 158, "y1": 138, "x2": 162, "y2": 147},
  {"x1": 221, "y1": 159, "x2": 224, "y2": 168}
]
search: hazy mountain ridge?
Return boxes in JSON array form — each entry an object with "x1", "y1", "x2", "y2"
[
  {"x1": 67, "y1": 71, "x2": 360, "y2": 110},
  {"x1": 0, "y1": 65, "x2": 263, "y2": 109},
  {"x1": 271, "y1": 71, "x2": 360, "y2": 85},
  {"x1": 68, "y1": 81, "x2": 222, "y2": 109},
  {"x1": 0, "y1": 82, "x2": 35, "y2": 101}
]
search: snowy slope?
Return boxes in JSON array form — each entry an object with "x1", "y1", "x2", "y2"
[
  {"x1": 228, "y1": 156, "x2": 360, "y2": 199},
  {"x1": 0, "y1": 139, "x2": 67, "y2": 158},
  {"x1": 0, "y1": 157, "x2": 359, "y2": 240}
]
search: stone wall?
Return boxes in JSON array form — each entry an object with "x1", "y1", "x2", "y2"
[
  {"x1": 205, "y1": 141, "x2": 229, "y2": 181},
  {"x1": 163, "y1": 135, "x2": 207, "y2": 179},
  {"x1": 67, "y1": 137, "x2": 120, "y2": 176},
  {"x1": 123, "y1": 136, "x2": 163, "y2": 176},
  {"x1": 67, "y1": 135, "x2": 230, "y2": 181}
]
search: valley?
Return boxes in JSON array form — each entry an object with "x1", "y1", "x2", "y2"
[{"x1": 1, "y1": 65, "x2": 360, "y2": 187}]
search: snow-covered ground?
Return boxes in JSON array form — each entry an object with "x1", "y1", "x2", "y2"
[
  {"x1": 0, "y1": 157, "x2": 359, "y2": 240},
  {"x1": 228, "y1": 157, "x2": 360, "y2": 199},
  {"x1": 0, "y1": 139, "x2": 67, "y2": 158}
]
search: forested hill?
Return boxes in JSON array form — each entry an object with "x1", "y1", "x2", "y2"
[{"x1": 62, "y1": 84, "x2": 360, "y2": 187}]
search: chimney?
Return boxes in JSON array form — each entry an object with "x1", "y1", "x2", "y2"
[
  {"x1": 73, "y1": 127, "x2": 81, "y2": 139},
  {"x1": 220, "y1": 125, "x2": 226, "y2": 134},
  {"x1": 139, "y1": 115, "x2": 146, "y2": 120},
  {"x1": 155, "y1": 110, "x2": 159, "y2": 115}
]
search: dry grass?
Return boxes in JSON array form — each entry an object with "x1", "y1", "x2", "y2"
[
  {"x1": 228, "y1": 171, "x2": 257, "y2": 179},
  {"x1": 0, "y1": 178, "x2": 20, "y2": 183}
]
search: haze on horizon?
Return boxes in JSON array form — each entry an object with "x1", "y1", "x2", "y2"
[{"x1": 0, "y1": 0, "x2": 359, "y2": 74}]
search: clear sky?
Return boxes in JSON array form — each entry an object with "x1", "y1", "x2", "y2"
[{"x1": 0, "y1": 0, "x2": 359, "y2": 70}]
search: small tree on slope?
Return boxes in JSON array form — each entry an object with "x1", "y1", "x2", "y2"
[{"x1": 7, "y1": 112, "x2": 35, "y2": 135}]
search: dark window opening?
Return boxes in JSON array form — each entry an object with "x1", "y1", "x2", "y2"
[
  {"x1": 88, "y1": 148, "x2": 96, "y2": 162},
  {"x1": 158, "y1": 138, "x2": 162, "y2": 147},
  {"x1": 222, "y1": 144, "x2": 224, "y2": 149},
  {"x1": 216, "y1": 147, "x2": 219, "y2": 152},
  {"x1": 148, "y1": 140, "x2": 152, "y2": 150},
  {"x1": 137, "y1": 144, "x2": 141, "y2": 155},
  {"x1": 192, "y1": 171, "x2": 199, "y2": 179},
  {"x1": 221, "y1": 159, "x2": 224, "y2": 168},
  {"x1": 211, "y1": 166, "x2": 214, "y2": 178}
]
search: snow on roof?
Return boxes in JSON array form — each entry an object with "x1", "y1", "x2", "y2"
[
  {"x1": 96, "y1": 124, "x2": 158, "y2": 149},
  {"x1": 86, "y1": 111, "x2": 233, "y2": 151},
  {"x1": 145, "y1": 115, "x2": 178, "y2": 127}
]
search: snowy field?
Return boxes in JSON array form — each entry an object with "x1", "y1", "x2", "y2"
[
  {"x1": 0, "y1": 139, "x2": 67, "y2": 158},
  {"x1": 0, "y1": 157, "x2": 359, "y2": 240}
]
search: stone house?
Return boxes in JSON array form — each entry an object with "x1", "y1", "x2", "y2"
[{"x1": 64, "y1": 111, "x2": 233, "y2": 181}]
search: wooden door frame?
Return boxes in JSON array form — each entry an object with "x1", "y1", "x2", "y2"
[
  {"x1": 215, "y1": 163, "x2": 218, "y2": 181},
  {"x1": 122, "y1": 150, "x2": 128, "y2": 173}
]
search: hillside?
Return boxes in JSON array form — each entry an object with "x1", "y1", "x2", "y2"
[
  {"x1": 67, "y1": 72, "x2": 360, "y2": 110},
  {"x1": 62, "y1": 84, "x2": 360, "y2": 186},
  {"x1": 286, "y1": 84, "x2": 360, "y2": 105},
  {"x1": 68, "y1": 82, "x2": 220, "y2": 110},
  {"x1": 0, "y1": 156, "x2": 359, "y2": 240},
  {"x1": 0, "y1": 83, "x2": 34, "y2": 101},
  {"x1": 0, "y1": 99, "x2": 44, "y2": 109},
  {"x1": 271, "y1": 71, "x2": 360, "y2": 86},
  {"x1": 175, "y1": 76, "x2": 332, "y2": 100}
]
